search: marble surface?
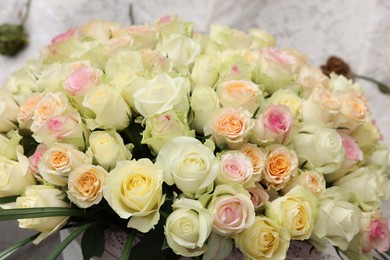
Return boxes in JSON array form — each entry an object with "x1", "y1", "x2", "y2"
[{"x1": 0, "y1": 0, "x2": 389, "y2": 259}]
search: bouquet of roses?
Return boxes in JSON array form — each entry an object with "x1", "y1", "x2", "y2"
[{"x1": 0, "y1": 16, "x2": 389, "y2": 260}]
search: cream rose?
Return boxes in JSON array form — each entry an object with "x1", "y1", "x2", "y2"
[
  {"x1": 267, "y1": 88, "x2": 302, "y2": 119},
  {"x1": 38, "y1": 143, "x2": 91, "y2": 186},
  {"x1": 249, "y1": 28, "x2": 276, "y2": 48},
  {"x1": 0, "y1": 130, "x2": 22, "y2": 161},
  {"x1": 103, "y1": 159, "x2": 165, "y2": 233},
  {"x1": 266, "y1": 185, "x2": 319, "y2": 240},
  {"x1": 205, "y1": 107, "x2": 254, "y2": 149},
  {"x1": 0, "y1": 154, "x2": 36, "y2": 197},
  {"x1": 208, "y1": 184, "x2": 255, "y2": 236},
  {"x1": 293, "y1": 123, "x2": 344, "y2": 174},
  {"x1": 156, "y1": 136, "x2": 219, "y2": 197},
  {"x1": 142, "y1": 110, "x2": 195, "y2": 154},
  {"x1": 190, "y1": 86, "x2": 220, "y2": 134},
  {"x1": 234, "y1": 216, "x2": 290, "y2": 260},
  {"x1": 133, "y1": 73, "x2": 190, "y2": 117},
  {"x1": 191, "y1": 55, "x2": 219, "y2": 88},
  {"x1": 16, "y1": 185, "x2": 69, "y2": 244},
  {"x1": 262, "y1": 144, "x2": 298, "y2": 190},
  {"x1": 127, "y1": 25, "x2": 158, "y2": 50},
  {"x1": 295, "y1": 65, "x2": 329, "y2": 97},
  {"x1": 0, "y1": 89, "x2": 20, "y2": 132},
  {"x1": 164, "y1": 198, "x2": 212, "y2": 257},
  {"x1": 216, "y1": 151, "x2": 253, "y2": 186},
  {"x1": 210, "y1": 24, "x2": 252, "y2": 50},
  {"x1": 238, "y1": 143, "x2": 266, "y2": 181},
  {"x1": 87, "y1": 130, "x2": 132, "y2": 171},
  {"x1": 282, "y1": 170, "x2": 326, "y2": 196},
  {"x1": 216, "y1": 80, "x2": 261, "y2": 114},
  {"x1": 67, "y1": 164, "x2": 107, "y2": 208},
  {"x1": 83, "y1": 84, "x2": 131, "y2": 130}
]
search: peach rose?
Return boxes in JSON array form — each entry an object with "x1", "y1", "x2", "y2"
[
  {"x1": 238, "y1": 143, "x2": 266, "y2": 181},
  {"x1": 17, "y1": 93, "x2": 44, "y2": 129}
]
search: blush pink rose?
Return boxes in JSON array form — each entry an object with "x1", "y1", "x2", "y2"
[
  {"x1": 217, "y1": 151, "x2": 253, "y2": 186},
  {"x1": 28, "y1": 144, "x2": 48, "y2": 174},
  {"x1": 51, "y1": 27, "x2": 77, "y2": 45},
  {"x1": 362, "y1": 211, "x2": 390, "y2": 254},
  {"x1": 251, "y1": 104, "x2": 293, "y2": 145},
  {"x1": 64, "y1": 66, "x2": 101, "y2": 96},
  {"x1": 246, "y1": 183, "x2": 269, "y2": 209},
  {"x1": 342, "y1": 134, "x2": 363, "y2": 161}
]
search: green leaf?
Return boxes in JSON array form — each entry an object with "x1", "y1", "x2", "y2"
[
  {"x1": 0, "y1": 232, "x2": 40, "y2": 259},
  {"x1": 0, "y1": 207, "x2": 88, "y2": 221},
  {"x1": 252, "y1": 106, "x2": 260, "y2": 119},
  {"x1": 0, "y1": 195, "x2": 19, "y2": 204},
  {"x1": 47, "y1": 222, "x2": 102, "y2": 260},
  {"x1": 81, "y1": 224, "x2": 106, "y2": 260},
  {"x1": 333, "y1": 246, "x2": 345, "y2": 260},
  {"x1": 119, "y1": 229, "x2": 137, "y2": 260}
]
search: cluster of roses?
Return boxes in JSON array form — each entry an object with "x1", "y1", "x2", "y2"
[{"x1": 0, "y1": 16, "x2": 389, "y2": 259}]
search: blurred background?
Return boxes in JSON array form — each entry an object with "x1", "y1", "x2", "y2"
[{"x1": 0, "y1": 0, "x2": 389, "y2": 259}]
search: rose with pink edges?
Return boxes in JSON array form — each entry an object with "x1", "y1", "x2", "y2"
[
  {"x1": 28, "y1": 144, "x2": 47, "y2": 174},
  {"x1": 251, "y1": 104, "x2": 293, "y2": 145},
  {"x1": 51, "y1": 27, "x2": 77, "y2": 45},
  {"x1": 216, "y1": 151, "x2": 253, "y2": 186},
  {"x1": 64, "y1": 66, "x2": 101, "y2": 97},
  {"x1": 361, "y1": 211, "x2": 390, "y2": 254}
]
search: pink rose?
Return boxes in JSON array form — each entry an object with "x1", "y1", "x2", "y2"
[
  {"x1": 362, "y1": 211, "x2": 390, "y2": 254},
  {"x1": 217, "y1": 151, "x2": 253, "y2": 186},
  {"x1": 51, "y1": 27, "x2": 77, "y2": 45},
  {"x1": 251, "y1": 104, "x2": 293, "y2": 145},
  {"x1": 28, "y1": 144, "x2": 47, "y2": 174},
  {"x1": 342, "y1": 134, "x2": 363, "y2": 161},
  {"x1": 64, "y1": 66, "x2": 101, "y2": 96},
  {"x1": 246, "y1": 183, "x2": 269, "y2": 209}
]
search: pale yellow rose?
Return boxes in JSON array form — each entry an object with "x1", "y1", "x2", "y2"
[
  {"x1": 262, "y1": 144, "x2": 298, "y2": 190},
  {"x1": 87, "y1": 130, "x2": 131, "y2": 171},
  {"x1": 156, "y1": 136, "x2": 218, "y2": 197},
  {"x1": 234, "y1": 216, "x2": 291, "y2": 260},
  {"x1": 142, "y1": 110, "x2": 195, "y2": 154},
  {"x1": 127, "y1": 25, "x2": 158, "y2": 50},
  {"x1": 67, "y1": 164, "x2": 107, "y2": 208},
  {"x1": 190, "y1": 86, "x2": 220, "y2": 134},
  {"x1": 37, "y1": 63, "x2": 69, "y2": 93},
  {"x1": 0, "y1": 89, "x2": 19, "y2": 133},
  {"x1": 164, "y1": 198, "x2": 212, "y2": 257},
  {"x1": 209, "y1": 24, "x2": 252, "y2": 49},
  {"x1": 133, "y1": 73, "x2": 190, "y2": 117},
  {"x1": 208, "y1": 184, "x2": 255, "y2": 236},
  {"x1": 191, "y1": 55, "x2": 219, "y2": 88},
  {"x1": 217, "y1": 80, "x2": 261, "y2": 114},
  {"x1": 0, "y1": 154, "x2": 36, "y2": 197},
  {"x1": 266, "y1": 185, "x2": 319, "y2": 240},
  {"x1": 249, "y1": 28, "x2": 276, "y2": 48},
  {"x1": 16, "y1": 185, "x2": 69, "y2": 244},
  {"x1": 155, "y1": 15, "x2": 193, "y2": 38},
  {"x1": 83, "y1": 84, "x2": 130, "y2": 130},
  {"x1": 267, "y1": 88, "x2": 302, "y2": 119},
  {"x1": 0, "y1": 130, "x2": 23, "y2": 161},
  {"x1": 38, "y1": 143, "x2": 91, "y2": 186},
  {"x1": 238, "y1": 143, "x2": 266, "y2": 181},
  {"x1": 103, "y1": 159, "x2": 165, "y2": 233}
]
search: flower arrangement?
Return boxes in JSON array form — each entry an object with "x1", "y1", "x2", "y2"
[{"x1": 0, "y1": 15, "x2": 389, "y2": 260}]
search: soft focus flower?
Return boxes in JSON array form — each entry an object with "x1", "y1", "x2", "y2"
[
  {"x1": 67, "y1": 164, "x2": 107, "y2": 208},
  {"x1": 0, "y1": 154, "x2": 36, "y2": 197},
  {"x1": 263, "y1": 144, "x2": 298, "y2": 190},
  {"x1": 38, "y1": 143, "x2": 91, "y2": 186},
  {"x1": 0, "y1": 89, "x2": 19, "y2": 132},
  {"x1": 217, "y1": 80, "x2": 261, "y2": 114},
  {"x1": 266, "y1": 185, "x2": 319, "y2": 240},
  {"x1": 164, "y1": 198, "x2": 212, "y2": 257},
  {"x1": 208, "y1": 184, "x2": 255, "y2": 236},
  {"x1": 216, "y1": 150, "x2": 253, "y2": 186},
  {"x1": 157, "y1": 136, "x2": 218, "y2": 197},
  {"x1": 234, "y1": 216, "x2": 290, "y2": 259},
  {"x1": 142, "y1": 110, "x2": 195, "y2": 154},
  {"x1": 16, "y1": 185, "x2": 69, "y2": 244},
  {"x1": 103, "y1": 159, "x2": 165, "y2": 233},
  {"x1": 238, "y1": 143, "x2": 266, "y2": 181},
  {"x1": 361, "y1": 210, "x2": 390, "y2": 254},
  {"x1": 205, "y1": 107, "x2": 254, "y2": 149},
  {"x1": 87, "y1": 130, "x2": 131, "y2": 171},
  {"x1": 251, "y1": 104, "x2": 294, "y2": 145}
]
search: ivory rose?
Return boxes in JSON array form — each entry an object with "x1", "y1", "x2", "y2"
[
  {"x1": 216, "y1": 151, "x2": 253, "y2": 186},
  {"x1": 0, "y1": 130, "x2": 22, "y2": 161},
  {"x1": 38, "y1": 143, "x2": 91, "y2": 186},
  {"x1": 103, "y1": 159, "x2": 165, "y2": 233},
  {"x1": 0, "y1": 89, "x2": 19, "y2": 132},
  {"x1": 133, "y1": 73, "x2": 190, "y2": 117},
  {"x1": 205, "y1": 107, "x2": 254, "y2": 149},
  {"x1": 238, "y1": 143, "x2": 266, "y2": 181},
  {"x1": 216, "y1": 80, "x2": 261, "y2": 114},
  {"x1": 282, "y1": 170, "x2": 326, "y2": 196},
  {"x1": 67, "y1": 164, "x2": 107, "y2": 208},
  {"x1": 208, "y1": 184, "x2": 255, "y2": 236},
  {"x1": 263, "y1": 144, "x2": 298, "y2": 190},
  {"x1": 234, "y1": 216, "x2": 290, "y2": 259},
  {"x1": 16, "y1": 185, "x2": 69, "y2": 244},
  {"x1": 164, "y1": 198, "x2": 212, "y2": 257},
  {"x1": 156, "y1": 136, "x2": 219, "y2": 197}
]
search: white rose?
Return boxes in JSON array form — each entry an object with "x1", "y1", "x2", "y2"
[
  {"x1": 0, "y1": 154, "x2": 36, "y2": 197},
  {"x1": 191, "y1": 55, "x2": 219, "y2": 88},
  {"x1": 87, "y1": 130, "x2": 131, "y2": 171},
  {"x1": 38, "y1": 143, "x2": 91, "y2": 186},
  {"x1": 164, "y1": 198, "x2": 212, "y2": 257},
  {"x1": 0, "y1": 130, "x2": 23, "y2": 160},
  {"x1": 156, "y1": 136, "x2": 219, "y2": 197},
  {"x1": 67, "y1": 164, "x2": 107, "y2": 208},
  {"x1": 133, "y1": 74, "x2": 190, "y2": 117},
  {"x1": 0, "y1": 89, "x2": 19, "y2": 132},
  {"x1": 83, "y1": 84, "x2": 131, "y2": 130}
]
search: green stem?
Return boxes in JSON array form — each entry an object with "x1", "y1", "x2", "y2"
[
  {"x1": 354, "y1": 74, "x2": 390, "y2": 95},
  {"x1": 0, "y1": 195, "x2": 19, "y2": 204},
  {"x1": 0, "y1": 207, "x2": 89, "y2": 221},
  {"x1": 119, "y1": 229, "x2": 137, "y2": 260}
]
